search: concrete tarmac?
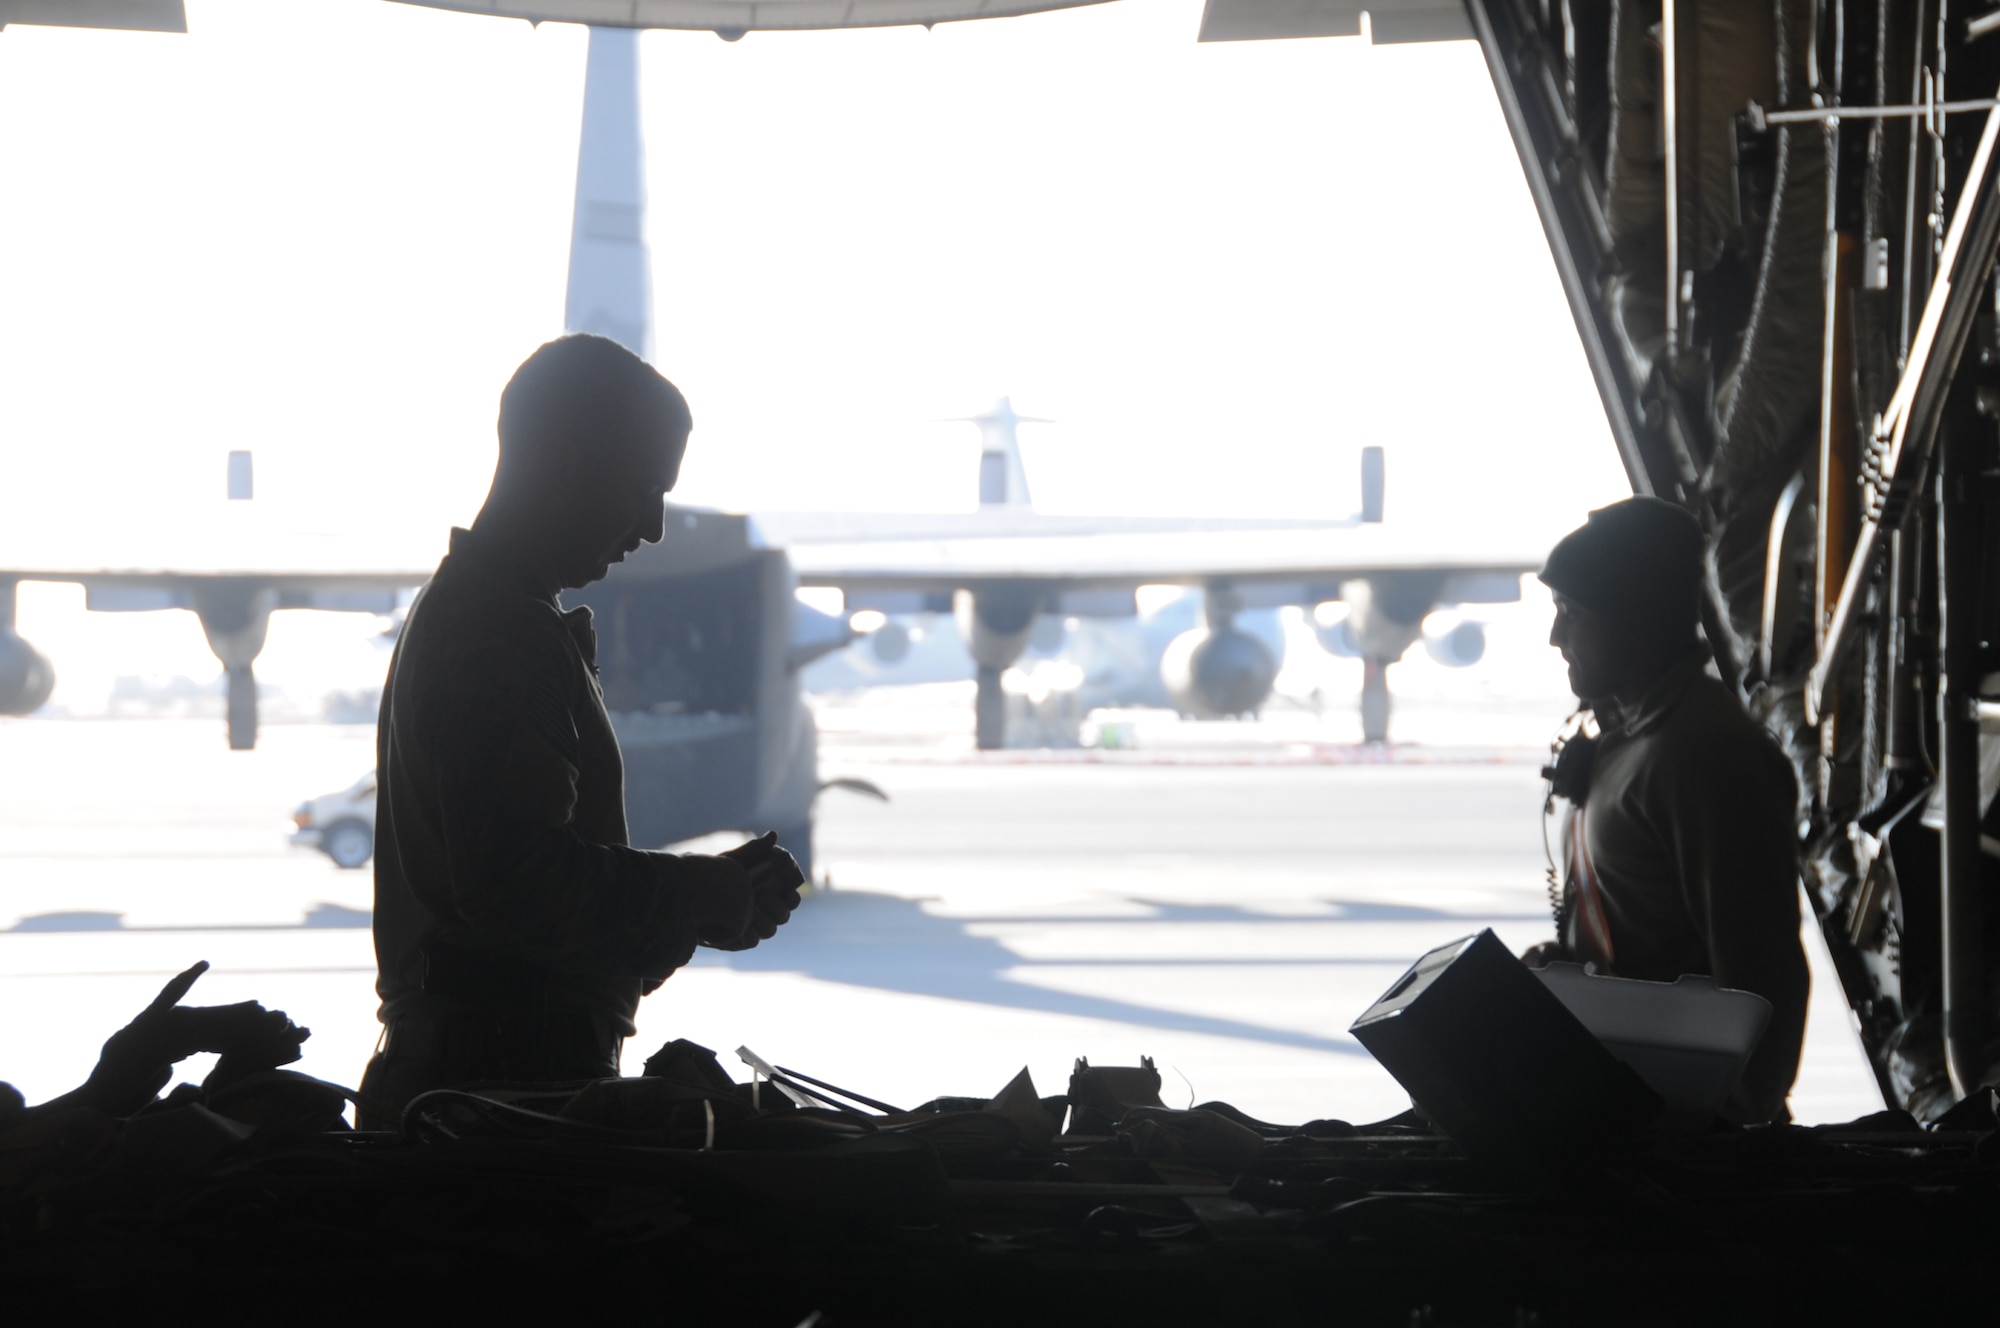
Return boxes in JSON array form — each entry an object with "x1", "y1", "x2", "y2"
[{"x1": 0, "y1": 715, "x2": 1881, "y2": 1126}]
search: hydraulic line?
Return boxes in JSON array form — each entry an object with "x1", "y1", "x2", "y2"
[{"x1": 1936, "y1": 428, "x2": 1986, "y2": 1100}]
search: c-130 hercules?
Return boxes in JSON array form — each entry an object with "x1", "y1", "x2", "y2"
[
  {"x1": 0, "y1": 0, "x2": 1533, "y2": 880},
  {"x1": 530, "y1": 0, "x2": 2000, "y2": 1124},
  {"x1": 399, "y1": 0, "x2": 2000, "y2": 1125}
]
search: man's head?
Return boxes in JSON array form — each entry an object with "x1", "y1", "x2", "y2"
[
  {"x1": 483, "y1": 335, "x2": 692, "y2": 589},
  {"x1": 1540, "y1": 497, "x2": 1704, "y2": 702}
]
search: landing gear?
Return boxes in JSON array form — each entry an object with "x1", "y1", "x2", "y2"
[
  {"x1": 961, "y1": 585, "x2": 1042, "y2": 751},
  {"x1": 226, "y1": 664, "x2": 258, "y2": 752},
  {"x1": 975, "y1": 664, "x2": 1006, "y2": 751},
  {"x1": 1361, "y1": 656, "x2": 1391, "y2": 745},
  {"x1": 196, "y1": 584, "x2": 275, "y2": 751}
]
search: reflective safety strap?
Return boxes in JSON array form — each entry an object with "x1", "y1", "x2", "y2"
[{"x1": 1568, "y1": 805, "x2": 1617, "y2": 972}]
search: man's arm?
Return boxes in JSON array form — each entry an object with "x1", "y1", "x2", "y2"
[
  {"x1": 23, "y1": 962, "x2": 307, "y2": 1119},
  {"x1": 1665, "y1": 739, "x2": 1810, "y2": 1120},
  {"x1": 424, "y1": 648, "x2": 755, "y2": 979}
]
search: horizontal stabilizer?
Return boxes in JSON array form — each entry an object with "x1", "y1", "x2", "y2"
[
  {"x1": 388, "y1": 0, "x2": 1113, "y2": 34},
  {"x1": 1196, "y1": 0, "x2": 1470, "y2": 44},
  {"x1": 0, "y1": 0, "x2": 186, "y2": 33}
]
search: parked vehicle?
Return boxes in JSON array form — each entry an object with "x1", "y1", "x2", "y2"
[{"x1": 291, "y1": 771, "x2": 377, "y2": 870}]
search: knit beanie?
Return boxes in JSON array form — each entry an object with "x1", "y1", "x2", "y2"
[{"x1": 1538, "y1": 497, "x2": 1703, "y2": 629}]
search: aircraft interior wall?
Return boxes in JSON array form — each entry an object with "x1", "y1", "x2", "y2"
[{"x1": 1471, "y1": 0, "x2": 2000, "y2": 1117}]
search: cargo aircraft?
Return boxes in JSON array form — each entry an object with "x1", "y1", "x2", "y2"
[
  {"x1": 0, "y1": 0, "x2": 1529, "y2": 877},
  {"x1": 769, "y1": 398, "x2": 1527, "y2": 745}
]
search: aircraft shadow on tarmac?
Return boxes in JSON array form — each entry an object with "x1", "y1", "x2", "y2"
[
  {"x1": 692, "y1": 891, "x2": 1550, "y2": 1058},
  {"x1": 7, "y1": 896, "x2": 1544, "y2": 1058},
  {"x1": 8, "y1": 904, "x2": 374, "y2": 933}
]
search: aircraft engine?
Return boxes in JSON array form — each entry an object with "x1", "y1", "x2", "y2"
[
  {"x1": 1311, "y1": 606, "x2": 1362, "y2": 658},
  {"x1": 1160, "y1": 626, "x2": 1279, "y2": 718},
  {"x1": 868, "y1": 619, "x2": 913, "y2": 665},
  {"x1": 0, "y1": 628, "x2": 55, "y2": 716},
  {"x1": 958, "y1": 584, "x2": 1045, "y2": 749},
  {"x1": 1422, "y1": 620, "x2": 1486, "y2": 669},
  {"x1": 1338, "y1": 577, "x2": 1431, "y2": 663},
  {"x1": 957, "y1": 585, "x2": 1043, "y2": 670}
]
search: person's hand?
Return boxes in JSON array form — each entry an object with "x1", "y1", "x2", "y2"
[
  {"x1": 1520, "y1": 941, "x2": 1563, "y2": 969},
  {"x1": 702, "y1": 832, "x2": 805, "y2": 951},
  {"x1": 726, "y1": 830, "x2": 807, "y2": 892},
  {"x1": 75, "y1": 962, "x2": 308, "y2": 1115}
]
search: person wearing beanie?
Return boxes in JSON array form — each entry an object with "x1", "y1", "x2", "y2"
[{"x1": 1526, "y1": 496, "x2": 1808, "y2": 1124}]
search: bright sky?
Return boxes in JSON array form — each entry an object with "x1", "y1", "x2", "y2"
[{"x1": 0, "y1": 0, "x2": 1629, "y2": 705}]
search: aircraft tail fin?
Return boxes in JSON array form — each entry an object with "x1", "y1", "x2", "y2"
[
  {"x1": 946, "y1": 397, "x2": 1044, "y2": 508},
  {"x1": 564, "y1": 27, "x2": 653, "y2": 360},
  {"x1": 1361, "y1": 445, "x2": 1385, "y2": 523}
]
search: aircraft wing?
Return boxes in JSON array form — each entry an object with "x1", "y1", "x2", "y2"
[
  {"x1": 0, "y1": 517, "x2": 437, "y2": 606},
  {"x1": 756, "y1": 506, "x2": 1540, "y2": 748},
  {"x1": 756, "y1": 511, "x2": 1540, "y2": 601},
  {"x1": 0, "y1": 526, "x2": 436, "y2": 742},
  {"x1": 1, "y1": 560, "x2": 430, "y2": 612},
  {"x1": 0, "y1": 567, "x2": 427, "y2": 615}
]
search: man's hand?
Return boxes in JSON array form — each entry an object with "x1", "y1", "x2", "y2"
[
  {"x1": 700, "y1": 832, "x2": 805, "y2": 951},
  {"x1": 723, "y1": 831, "x2": 807, "y2": 892},
  {"x1": 1520, "y1": 941, "x2": 1563, "y2": 969},
  {"x1": 74, "y1": 962, "x2": 309, "y2": 1115}
]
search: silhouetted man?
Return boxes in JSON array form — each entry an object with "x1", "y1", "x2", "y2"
[
  {"x1": 359, "y1": 336, "x2": 802, "y2": 1124},
  {"x1": 1526, "y1": 497, "x2": 1808, "y2": 1124}
]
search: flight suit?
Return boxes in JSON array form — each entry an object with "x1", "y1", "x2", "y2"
[
  {"x1": 359, "y1": 526, "x2": 741, "y2": 1125},
  {"x1": 1559, "y1": 652, "x2": 1810, "y2": 1123}
]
